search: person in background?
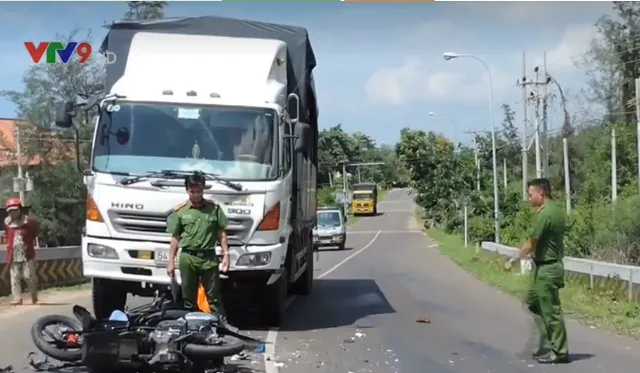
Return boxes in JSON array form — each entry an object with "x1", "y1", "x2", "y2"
[
  {"x1": 4, "y1": 197, "x2": 39, "y2": 305},
  {"x1": 166, "y1": 173, "x2": 230, "y2": 319},
  {"x1": 504, "y1": 178, "x2": 569, "y2": 364}
]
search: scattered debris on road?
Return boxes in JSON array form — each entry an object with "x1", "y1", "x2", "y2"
[
  {"x1": 0, "y1": 366, "x2": 13, "y2": 373},
  {"x1": 416, "y1": 316, "x2": 431, "y2": 323},
  {"x1": 27, "y1": 352, "x2": 83, "y2": 372}
]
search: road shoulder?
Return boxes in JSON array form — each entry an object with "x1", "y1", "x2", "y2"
[{"x1": 424, "y1": 226, "x2": 640, "y2": 352}]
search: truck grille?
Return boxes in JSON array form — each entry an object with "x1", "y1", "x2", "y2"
[{"x1": 108, "y1": 210, "x2": 253, "y2": 242}]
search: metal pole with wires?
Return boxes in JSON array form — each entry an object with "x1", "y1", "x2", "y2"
[{"x1": 443, "y1": 51, "x2": 500, "y2": 242}]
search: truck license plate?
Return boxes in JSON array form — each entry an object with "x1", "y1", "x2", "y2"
[{"x1": 154, "y1": 249, "x2": 169, "y2": 265}]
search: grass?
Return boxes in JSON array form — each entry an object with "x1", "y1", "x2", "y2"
[
  {"x1": 379, "y1": 188, "x2": 388, "y2": 202},
  {"x1": 416, "y1": 210, "x2": 640, "y2": 340},
  {"x1": 347, "y1": 213, "x2": 359, "y2": 226}
]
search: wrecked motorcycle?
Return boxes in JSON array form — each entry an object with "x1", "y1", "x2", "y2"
[{"x1": 30, "y1": 291, "x2": 259, "y2": 373}]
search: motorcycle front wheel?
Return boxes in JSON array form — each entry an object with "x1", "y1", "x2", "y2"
[{"x1": 31, "y1": 314, "x2": 83, "y2": 362}]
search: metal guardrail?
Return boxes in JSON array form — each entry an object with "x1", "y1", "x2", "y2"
[
  {"x1": 0, "y1": 245, "x2": 85, "y2": 296},
  {"x1": 481, "y1": 241, "x2": 640, "y2": 300}
]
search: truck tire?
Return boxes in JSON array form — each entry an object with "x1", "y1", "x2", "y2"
[
  {"x1": 291, "y1": 244, "x2": 313, "y2": 296},
  {"x1": 92, "y1": 278, "x2": 127, "y2": 320},
  {"x1": 264, "y1": 268, "x2": 287, "y2": 327}
]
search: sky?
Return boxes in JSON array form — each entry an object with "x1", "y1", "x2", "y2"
[{"x1": 0, "y1": 1, "x2": 617, "y2": 146}]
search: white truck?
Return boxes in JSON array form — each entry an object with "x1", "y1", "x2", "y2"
[{"x1": 54, "y1": 16, "x2": 318, "y2": 326}]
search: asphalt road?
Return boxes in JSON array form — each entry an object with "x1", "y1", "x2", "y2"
[{"x1": 2, "y1": 188, "x2": 640, "y2": 373}]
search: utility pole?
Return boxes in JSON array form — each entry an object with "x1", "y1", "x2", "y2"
[
  {"x1": 636, "y1": 77, "x2": 640, "y2": 194},
  {"x1": 464, "y1": 130, "x2": 486, "y2": 192},
  {"x1": 534, "y1": 66, "x2": 542, "y2": 178},
  {"x1": 518, "y1": 58, "x2": 551, "y2": 180},
  {"x1": 12, "y1": 124, "x2": 33, "y2": 203},
  {"x1": 541, "y1": 52, "x2": 550, "y2": 178},
  {"x1": 357, "y1": 167, "x2": 362, "y2": 183},
  {"x1": 503, "y1": 158, "x2": 507, "y2": 190},
  {"x1": 563, "y1": 138, "x2": 571, "y2": 214},
  {"x1": 612, "y1": 128, "x2": 618, "y2": 202},
  {"x1": 15, "y1": 125, "x2": 24, "y2": 203},
  {"x1": 520, "y1": 51, "x2": 528, "y2": 201},
  {"x1": 474, "y1": 142, "x2": 480, "y2": 191},
  {"x1": 341, "y1": 161, "x2": 348, "y2": 214}
]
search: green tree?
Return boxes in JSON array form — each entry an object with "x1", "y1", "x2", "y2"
[
  {"x1": 125, "y1": 1, "x2": 168, "y2": 20},
  {"x1": 500, "y1": 103, "x2": 521, "y2": 176},
  {"x1": 579, "y1": 1, "x2": 640, "y2": 123},
  {"x1": 0, "y1": 2, "x2": 169, "y2": 246}
]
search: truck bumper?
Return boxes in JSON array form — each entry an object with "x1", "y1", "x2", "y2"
[{"x1": 82, "y1": 236, "x2": 287, "y2": 286}]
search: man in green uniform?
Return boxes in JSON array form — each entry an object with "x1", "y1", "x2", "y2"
[
  {"x1": 504, "y1": 178, "x2": 569, "y2": 364},
  {"x1": 166, "y1": 173, "x2": 230, "y2": 317}
]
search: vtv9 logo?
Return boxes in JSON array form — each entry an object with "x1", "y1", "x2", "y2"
[{"x1": 24, "y1": 41, "x2": 117, "y2": 64}]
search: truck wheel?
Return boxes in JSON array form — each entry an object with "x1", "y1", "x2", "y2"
[
  {"x1": 291, "y1": 245, "x2": 314, "y2": 296},
  {"x1": 264, "y1": 269, "x2": 287, "y2": 327},
  {"x1": 92, "y1": 278, "x2": 127, "y2": 320}
]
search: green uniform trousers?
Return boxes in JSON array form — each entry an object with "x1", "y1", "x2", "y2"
[
  {"x1": 526, "y1": 261, "x2": 568, "y2": 356},
  {"x1": 179, "y1": 250, "x2": 226, "y2": 317}
]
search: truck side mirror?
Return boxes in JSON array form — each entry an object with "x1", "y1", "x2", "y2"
[
  {"x1": 287, "y1": 93, "x2": 300, "y2": 124},
  {"x1": 293, "y1": 122, "x2": 310, "y2": 154},
  {"x1": 55, "y1": 100, "x2": 75, "y2": 128}
]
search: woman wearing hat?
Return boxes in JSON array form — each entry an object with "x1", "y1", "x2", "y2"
[{"x1": 4, "y1": 197, "x2": 39, "y2": 305}]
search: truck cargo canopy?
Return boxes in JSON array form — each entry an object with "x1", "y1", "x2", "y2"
[{"x1": 100, "y1": 16, "x2": 317, "y2": 129}]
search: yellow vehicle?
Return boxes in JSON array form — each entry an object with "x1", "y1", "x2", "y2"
[{"x1": 351, "y1": 183, "x2": 378, "y2": 216}]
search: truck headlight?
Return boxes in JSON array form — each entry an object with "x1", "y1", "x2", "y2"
[
  {"x1": 236, "y1": 252, "x2": 271, "y2": 266},
  {"x1": 87, "y1": 243, "x2": 119, "y2": 259}
]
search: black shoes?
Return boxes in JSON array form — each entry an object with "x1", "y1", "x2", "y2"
[
  {"x1": 535, "y1": 351, "x2": 570, "y2": 364},
  {"x1": 531, "y1": 348, "x2": 551, "y2": 358}
]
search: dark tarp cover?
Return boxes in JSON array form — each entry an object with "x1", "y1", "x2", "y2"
[{"x1": 100, "y1": 16, "x2": 318, "y2": 129}]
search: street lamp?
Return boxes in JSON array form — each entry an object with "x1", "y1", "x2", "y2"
[
  {"x1": 443, "y1": 51, "x2": 500, "y2": 243},
  {"x1": 428, "y1": 111, "x2": 456, "y2": 127}
]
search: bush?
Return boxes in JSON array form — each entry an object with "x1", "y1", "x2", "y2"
[
  {"x1": 501, "y1": 202, "x2": 534, "y2": 246},
  {"x1": 468, "y1": 216, "x2": 494, "y2": 244},
  {"x1": 317, "y1": 187, "x2": 337, "y2": 206}
]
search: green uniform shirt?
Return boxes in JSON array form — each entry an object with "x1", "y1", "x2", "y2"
[
  {"x1": 530, "y1": 200, "x2": 565, "y2": 263},
  {"x1": 167, "y1": 199, "x2": 229, "y2": 253}
]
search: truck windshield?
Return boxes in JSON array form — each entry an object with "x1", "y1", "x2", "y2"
[
  {"x1": 317, "y1": 211, "x2": 341, "y2": 227},
  {"x1": 353, "y1": 193, "x2": 374, "y2": 200},
  {"x1": 93, "y1": 102, "x2": 278, "y2": 180}
]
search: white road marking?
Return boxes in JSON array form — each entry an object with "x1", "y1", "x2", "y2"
[
  {"x1": 348, "y1": 229, "x2": 422, "y2": 234},
  {"x1": 263, "y1": 230, "x2": 382, "y2": 373}
]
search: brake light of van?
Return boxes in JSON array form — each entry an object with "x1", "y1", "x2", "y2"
[
  {"x1": 257, "y1": 202, "x2": 280, "y2": 231},
  {"x1": 86, "y1": 195, "x2": 104, "y2": 222}
]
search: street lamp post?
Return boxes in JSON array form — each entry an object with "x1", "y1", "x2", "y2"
[
  {"x1": 443, "y1": 52, "x2": 500, "y2": 243},
  {"x1": 428, "y1": 111, "x2": 456, "y2": 128}
]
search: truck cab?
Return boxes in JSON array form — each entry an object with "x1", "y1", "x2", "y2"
[
  {"x1": 54, "y1": 16, "x2": 319, "y2": 327},
  {"x1": 351, "y1": 183, "x2": 378, "y2": 216},
  {"x1": 313, "y1": 206, "x2": 347, "y2": 250}
]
